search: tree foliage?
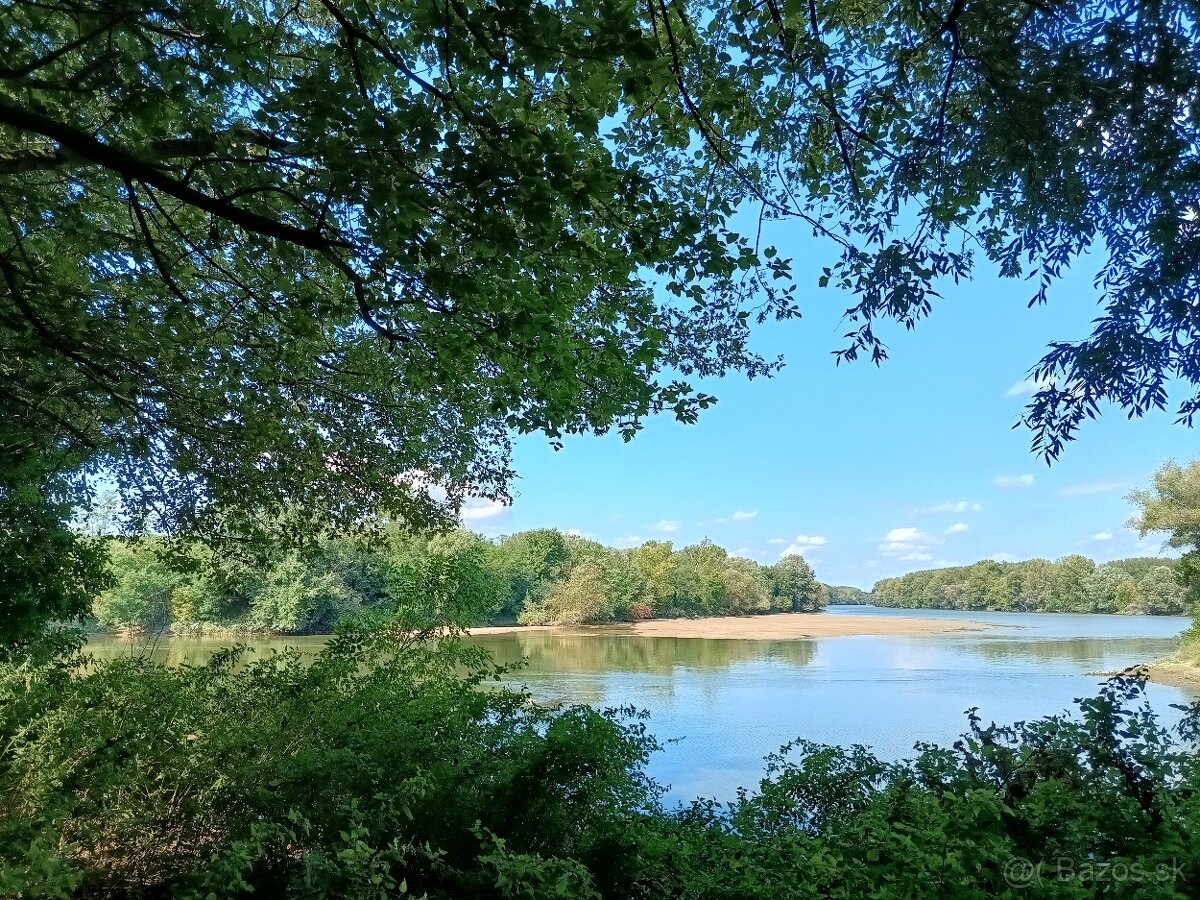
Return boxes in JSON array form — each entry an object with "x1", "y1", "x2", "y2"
[
  {"x1": 872, "y1": 555, "x2": 1187, "y2": 615},
  {"x1": 1129, "y1": 459, "x2": 1200, "y2": 651},
  {"x1": 92, "y1": 529, "x2": 827, "y2": 632},
  {"x1": 5, "y1": 0, "x2": 1200, "y2": 638},
  {"x1": 695, "y1": 0, "x2": 1200, "y2": 458},
  {"x1": 1130, "y1": 460, "x2": 1200, "y2": 581},
  {"x1": 826, "y1": 584, "x2": 870, "y2": 605},
  {"x1": 0, "y1": 0, "x2": 791, "y2": 554}
]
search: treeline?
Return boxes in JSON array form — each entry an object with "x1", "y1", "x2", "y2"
[
  {"x1": 871, "y1": 556, "x2": 1189, "y2": 615},
  {"x1": 826, "y1": 585, "x2": 871, "y2": 605},
  {"x1": 94, "y1": 529, "x2": 827, "y2": 633}
]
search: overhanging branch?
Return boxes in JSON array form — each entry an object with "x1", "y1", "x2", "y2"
[{"x1": 0, "y1": 98, "x2": 340, "y2": 252}]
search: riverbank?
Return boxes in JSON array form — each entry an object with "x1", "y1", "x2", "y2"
[
  {"x1": 469, "y1": 611, "x2": 992, "y2": 640},
  {"x1": 1148, "y1": 659, "x2": 1200, "y2": 691}
]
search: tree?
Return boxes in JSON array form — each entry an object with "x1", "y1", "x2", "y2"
[
  {"x1": 765, "y1": 555, "x2": 824, "y2": 613},
  {"x1": 720, "y1": 557, "x2": 773, "y2": 614},
  {"x1": 491, "y1": 530, "x2": 572, "y2": 621},
  {"x1": 868, "y1": 554, "x2": 1185, "y2": 614},
  {"x1": 1051, "y1": 555, "x2": 1098, "y2": 612},
  {"x1": 628, "y1": 541, "x2": 677, "y2": 611},
  {"x1": 1138, "y1": 566, "x2": 1187, "y2": 616},
  {"x1": 0, "y1": 0, "x2": 791, "y2": 638},
  {"x1": 0, "y1": 452, "x2": 110, "y2": 640},
  {"x1": 1130, "y1": 460, "x2": 1200, "y2": 610},
  {"x1": 94, "y1": 541, "x2": 178, "y2": 630},
  {"x1": 669, "y1": 541, "x2": 729, "y2": 616},
  {"x1": 246, "y1": 554, "x2": 357, "y2": 633},
  {"x1": 518, "y1": 562, "x2": 614, "y2": 626},
  {"x1": 1130, "y1": 461, "x2": 1200, "y2": 555},
  {"x1": 6, "y1": 0, "x2": 1200, "y2": 640},
  {"x1": 383, "y1": 529, "x2": 503, "y2": 629}
]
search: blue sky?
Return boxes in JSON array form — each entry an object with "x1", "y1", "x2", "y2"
[{"x1": 461, "y1": 227, "x2": 1199, "y2": 589}]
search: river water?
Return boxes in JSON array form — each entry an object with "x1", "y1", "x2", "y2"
[{"x1": 87, "y1": 606, "x2": 1196, "y2": 804}]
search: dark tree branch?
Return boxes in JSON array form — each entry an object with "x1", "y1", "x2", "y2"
[{"x1": 0, "y1": 98, "x2": 341, "y2": 251}]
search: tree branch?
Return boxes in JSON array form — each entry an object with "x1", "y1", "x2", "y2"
[{"x1": 0, "y1": 98, "x2": 340, "y2": 251}]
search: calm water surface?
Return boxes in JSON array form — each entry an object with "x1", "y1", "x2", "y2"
[{"x1": 87, "y1": 607, "x2": 1196, "y2": 803}]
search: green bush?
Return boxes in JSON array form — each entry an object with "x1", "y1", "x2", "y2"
[{"x1": 0, "y1": 623, "x2": 656, "y2": 898}]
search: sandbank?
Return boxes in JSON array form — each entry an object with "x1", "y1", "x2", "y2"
[{"x1": 469, "y1": 611, "x2": 991, "y2": 641}]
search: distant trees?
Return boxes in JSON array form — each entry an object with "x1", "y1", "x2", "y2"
[
  {"x1": 764, "y1": 556, "x2": 825, "y2": 613},
  {"x1": 94, "y1": 532, "x2": 1189, "y2": 631},
  {"x1": 92, "y1": 531, "x2": 827, "y2": 633},
  {"x1": 871, "y1": 557, "x2": 1186, "y2": 615},
  {"x1": 826, "y1": 586, "x2": 871, "y2": 606}
]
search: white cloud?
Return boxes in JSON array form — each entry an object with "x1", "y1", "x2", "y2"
[
  {"x1": 994, "y1": 474, "x2": 1035, "y2": 488},
  {"x1": 712, "y1": 518, "x2": 728, "y2": 525},
  {"x1": 564, "y1": 528, "x2": 596, "y2": 539},
  {"x1": 1058, "y1": 480, "x2": 1127, "y2": 497},
  {"x1": 780, "y1": 534, "x2": 827, "y2": 558},
  {"x1": 1092, "y1": 531, "x2": 1114, "y2": 541},
  {"x1": 879, "y1": 527, "x2": 940, "y2": 559},
  {"x1": 655, "y1": 519, "x2": 680, "y2": 533},
  {"x1": 915, "y1": 500, "x2": 983, "y2": 514},
  {"x1": 732, "y1": 510, "x2": 758, "y2": 521},
  {"x1": 460, "y1": 497, "x2": 507, "y2": 521},
  {"x1": 620, "y1": 535, "x2": 642, "y2": 545},
  {"x1": 1004, "y1": 376, "x2": 1053, "y2": 397},
  {"x1": 990, "y1": 552, "x2": 1019, "y2": 562},
  {"x1": 945, "y1": 522, "x2": 969, "y2": 535},
  {"x1": 767, "y1": 538, "x2": 787, "y2": 545}
]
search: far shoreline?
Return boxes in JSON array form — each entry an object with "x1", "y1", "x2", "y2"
[{"x1": 468, "y1": 611, "x2": 995, "y2": 641}]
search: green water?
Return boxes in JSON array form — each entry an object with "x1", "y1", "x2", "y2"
[{"x1": 87, "y1": 607, "x2": 1196, "y2": 803}]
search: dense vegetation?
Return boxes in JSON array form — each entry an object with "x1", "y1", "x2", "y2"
[
  {"x1": 1131, "y1": 462, "x2": 1200, "y2": 665},
  {"x1": 92, "y1": 530, "x2": 826, "y2": 633},
  {"x1": 3, "y1": 628, "x2": 1198, "y2": 899},
  {"x1": 5, "y1": 1, "x2": 1200, "y2": 896},
  {"x1": 825, "y1": 585, "x2": 871, "y2": 606},
  {"x1": 6, "y1": 0, "x2": 1200, "y2": 642},
  {"x1": 871, "y1": 557, "x2": 1189, "y2": 616}
]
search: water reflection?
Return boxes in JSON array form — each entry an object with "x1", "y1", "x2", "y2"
[
  {"x1": 472, "y1": 632, "x2": 818, "y2": 674},
  {"x1": 86, "y1": 633, "x2": 330, "y2": 666},
  {"x1": 968, "y1": 636, "x2": 1181, "y2": 665}
]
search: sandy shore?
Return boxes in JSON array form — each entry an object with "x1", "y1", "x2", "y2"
[
  {"x1": 469, "y1": 612, "x2": 992, "y2": 641},
  {"x1": 1148, "y1": 661, "x2": 1200, "y2": 691}
]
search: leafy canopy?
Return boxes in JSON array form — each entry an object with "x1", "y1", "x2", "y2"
[
  {"x1": 4, "y1": 0, "x2": 1200, "y2": 635},
  {"x1": 0, "y1": 0, "x2": 795, "y2": 549}
]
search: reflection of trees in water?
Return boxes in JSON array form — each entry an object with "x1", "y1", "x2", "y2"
[
  {"x1": 968, "y1": 637, "x2": 1179, "y2": 665},
  {"x1": 87, "y1": 632, "x2": 821, "y2": 675},
  {"x1": 86, "y1": 634, "x2": 328, "y2": 667},
  {"x1": 469, "y1": 633, "x2": 817, "y2": 674}
]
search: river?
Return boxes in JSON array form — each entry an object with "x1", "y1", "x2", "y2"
[{"x1": 86, "y1": 606, "x2": 1196, "y2": 804}]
